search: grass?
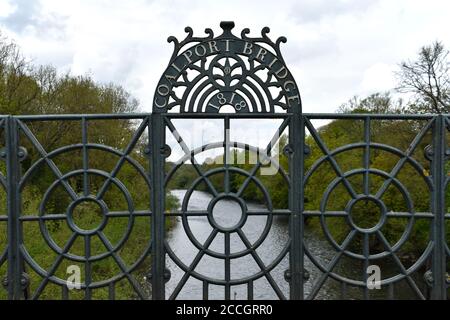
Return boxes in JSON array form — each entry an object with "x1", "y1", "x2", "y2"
[{"x1": 0, "y1": 186, "x2": 179, "y2": 300}]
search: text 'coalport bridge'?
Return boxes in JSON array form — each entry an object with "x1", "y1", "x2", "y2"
[{"x1": 0, "y1": 21, "x2": 449, "y2": 300}]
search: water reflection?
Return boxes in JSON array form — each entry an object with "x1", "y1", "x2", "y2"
[{"x1": 165, "y1": 190, "x2": 426, "y2": 300}]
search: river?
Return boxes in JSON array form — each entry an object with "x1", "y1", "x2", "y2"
[{"x1": 164, "y1": 190, "x2": 427, "y2": 300}]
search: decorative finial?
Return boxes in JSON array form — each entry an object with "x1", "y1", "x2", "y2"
[{"x1": 220, "y1": 21, "x2": 235, "y2": 36}]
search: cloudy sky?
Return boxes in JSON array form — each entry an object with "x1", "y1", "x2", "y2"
[
  {"x1": 1, "y1": 0, "x2": 449, "y2": 113},
  {"x1": 0, "y1": 0, "x2": 449, "y2": 160}
]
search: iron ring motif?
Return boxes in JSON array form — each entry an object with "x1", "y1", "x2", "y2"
[
  {"x1": 303, "y1": 143, "x2": 434, "y2": 286},
  {"x1": 165, "y1": 144, "x2": 290, "y2": 285},
  {"x1": 19, "y1": 144, "x2": 152, "y2": 288}
]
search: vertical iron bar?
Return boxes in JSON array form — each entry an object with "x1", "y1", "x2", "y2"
[
  {"x1": 81, "y1": 117, "x2": 90, "y2": 196},
  {"x1": 431, "y1": 114, "x2": 446, "y2": 300},
  {"x1": 340, "y1": 282, "x2": 347, "y2": 300},
  {"x1": 108, "y1": 282, "x2": 115, "y2": 300},
  {"x1": 289, "y1": 113, "x2": 305, "y2": 299},
  {"x1": 388, "y1": 283, "x2": 394, "y2": 300},
  {"x1": 62, "y1": 284, "x2": 69, "y2": 300},
  {"x1": 363, "y1": 116, "x2": 370, "y2": 195},
  {"x1": 247, "y1": 280, "x2": 253, "y2": 299},
  {"x1": 224, "y1": 232, "x2": 231, "y2": 300},
  {"x1": 5, "y1": 116, "x2": 23, "y2": 299},
  {"x1": 84, "y1": 235, "x2": 92, "y2": 300},
  {"x1": 362, "y1": 233, "x2": 369, "y2": 300},
  {"x1": 202, "y1": 281, "x2": 208, "y2": 300},
  {"x1": 224, "y1": 116, "x2": 230, "y2": 193},
  {"x1": 82, "y1": 118, "x2": 91, "y2": 299},
  {"x1": 150, "y1": 114, "x2": 166, "y2": 300}
]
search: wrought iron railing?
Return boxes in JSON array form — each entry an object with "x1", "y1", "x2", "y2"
[
  {"x1": 0, "y1": 20, "x2": 449, "y2": 301},
  {"x1": 0, "y1": 113, "x2": 448, "y2": 300}
]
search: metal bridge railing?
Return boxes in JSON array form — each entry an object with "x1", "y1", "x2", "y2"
[{"x1": 0, "y1": 113, "x2": 448, "y2": 300}]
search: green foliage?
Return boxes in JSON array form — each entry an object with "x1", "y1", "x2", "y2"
[
  {"x1": 0, "y1": 31, "x2": 448, "y2": 299},
  {"x1": 0, "y1": 32, "x2": 179, "y2": 300},
  {"x1": 168, "y1": 92, "x2": 445, "y2": 261},
  {"x1": 306, "y1": 94, "x2": 435, "y2": 257}
]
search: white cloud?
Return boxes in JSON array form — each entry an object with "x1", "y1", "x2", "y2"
[
  {"x1": 0, "y1": 0, "x2": 449, "y2": 160},
  {"x1": 1, "y1": 0, "x2": 449, "y2": 113},
  {"x1": 0, "y1": 0, "x2": 16, "y2": 18},
  {"x1": 360, "y1": 63, "x2": 396, "y2": 94}
]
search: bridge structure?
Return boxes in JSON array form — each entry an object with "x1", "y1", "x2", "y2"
[{"x1": 0, "y1": 21, "x2": 448, "y2": 300}]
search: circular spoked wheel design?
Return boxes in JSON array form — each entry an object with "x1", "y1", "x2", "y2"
[
  {"x1": 37, "y1": 170, "x2": 137, "y2": 263},
  {"x1": 318, "y1": 169, "x2": 418, "y2": 260},
  {"x1": 178, "y1": 167, "x2": 277, "y2": 261},
  {"x1": 20, "y1": 144, "x2": 152, "y2": 292},
  {"x1": 208, "y1": 193, "x2": 247, "y2": 232},
  {"x1": 166, "y1": 153, "x2": 290, "y2": 293},
  {"x1": 346, "y1": 195, "x2": 387, "y2": 234},
  {"x1": 66, "y1": 196, "x2": 108, "y2": 236},
  {"x1": 304, "y1": 144, "x2": 434, "y2": 289}
]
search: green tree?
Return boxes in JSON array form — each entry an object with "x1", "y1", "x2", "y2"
[
  {"x1": 0, "y1": 30, "x2": 179, "y2": 300},
  {"x1": 396, "y1": 41, "x2": 450, "y2": 114}
]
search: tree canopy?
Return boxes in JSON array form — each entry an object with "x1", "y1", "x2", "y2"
[{"x1": 396, "y1": 41, "x2": 450, "y2": 114}]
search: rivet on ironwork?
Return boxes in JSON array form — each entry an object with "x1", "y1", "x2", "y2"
[
  {"x1": 423, "y1": 270, "x2": 433, "y2": 287},
  {"x1": 304, "y1": 144, "x2": 311, "y2": 156},
  {"x1": 0, "y1": 148, "x2": 6, "y2": 160},
  {"x1": 145, "y1": 268, "x2": 171, "y2": 283},
  {"x1": 143, "y1": 146, "x2": 151, "y2": 156},
  {"x1": 18, "y1": 146, "x2": 28, "y2": 162},
  {"x1": 161, "y1": 144, "x2": 171, "y2": 158},
  {"x1": 284, "y1": 269, "x2": 309, "y2": 282},
  {"x1": 284, "y1": 269, "x2": 291, "y2": 282},
  {"x1": 282, "y1": 144, "x2": 293, "y2": 156},
  {"x1": 445, "y1": 147, "x2": 450, "y2": 157},
  {"x1": 303, "y1": 269, "x2": 310, "y2": 281},
  {"x1": 1, "y1": 276, "x2": 8, "y2": 289},
  {"x1": 424, "y1": 144, "x2": 433, "y2": 162},
  {"x1": 20, "y1": 273, "x2": 30, "y2": 289},
  {"x1": 163, "y1": 268, "x2": 171, "y2": 283}
]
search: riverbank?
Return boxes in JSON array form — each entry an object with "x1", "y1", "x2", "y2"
[{"x1": 166, "y1": 189, "x2": 427, "y2": 300}]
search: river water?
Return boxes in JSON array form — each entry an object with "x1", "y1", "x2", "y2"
[{"x1": 164, "y1": 190, "x2": 427, "y2": 300}]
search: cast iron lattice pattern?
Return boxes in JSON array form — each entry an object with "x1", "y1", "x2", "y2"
[
  {"x1": 1, "y1": 115, "x2": 153, "y2": 299},
  {"x1": 163, "y1": 114, "x2": 292, "y2": 300},
  {"x1": 303, "y1": 114, "x2": 444, "y2": 299},
  {"x1": 0, "y1": 22, "x2": 448, "y2": 299}
]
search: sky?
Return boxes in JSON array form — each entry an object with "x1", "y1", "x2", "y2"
[{"x1": 0, "y1": 0, "x2": 449, "y2": 160}]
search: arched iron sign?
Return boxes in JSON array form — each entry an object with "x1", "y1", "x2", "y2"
[
  {"x1": 153, "y1": 21, "x2": 301, "y2": 114},
  {"x1": 149, "y1": 21, "x2": 305, "y2": 300}
]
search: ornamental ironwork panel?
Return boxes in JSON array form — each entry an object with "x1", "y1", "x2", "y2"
[
  {"x1": 162, "y1": 113, "x2": 294, "y2": 300},
  {"x1": 0, "y1": 22, "x2": 448, "y2": 300},
  {"x1": 2, "y1": 115, "x2": 153, "y2": 299},
  {"x1": 152, "y1": 21, "x2": 301, "y2": 114},
  {"x1": 302, "y1": 114, "x2": 447, "y2": 299},
  {"x1": 152, "y1": 21, "x2": 304, "y2": 300}
]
